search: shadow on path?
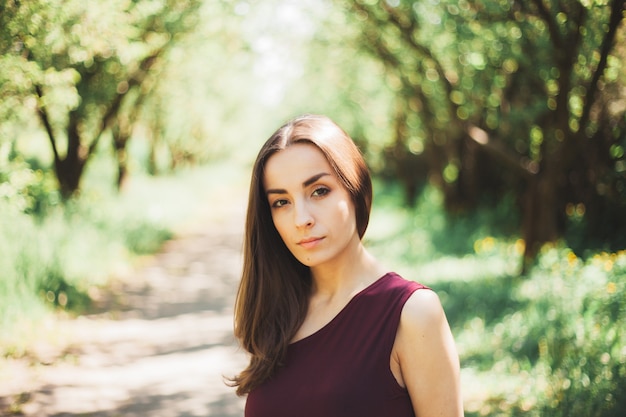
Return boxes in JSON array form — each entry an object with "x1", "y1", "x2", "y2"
[{"x1": 1, "y1": 197, "x2": 248, "y2": 416}]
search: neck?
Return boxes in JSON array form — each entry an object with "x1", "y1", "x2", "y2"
[{"x1": 309, "y1": 238, "x2": 386, "y2": 301}]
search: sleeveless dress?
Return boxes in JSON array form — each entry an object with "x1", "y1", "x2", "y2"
[{"x1": 245, "y1": 272, "x2": 429, "y2": 417}]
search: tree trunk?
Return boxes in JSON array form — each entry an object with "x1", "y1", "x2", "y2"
[
  {"x1": 521, "y1": 125, "x2": 569, "y2": 272},
  {"x1": 55, "y1": 158, "x2": 85, "y2": 199},
  {"x1": 112, "y1": 112, "x2": 134, "y2": 191},
  {"x1": 55, "y1": 114, "x2": 87, "y2": 199},
  {"x1": 521, "y1": 172, "x2": 561, "y2": 271},
  {"x1": 113, "y1": 136, "x2": 129, "y2": 191}
]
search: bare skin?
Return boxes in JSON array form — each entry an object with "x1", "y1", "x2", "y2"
[
  {"x1": 392, "y1": 290, "x2": 464, "y2": 416},
  {"x1": 263, "y1": 143, "x2": 463, "y2": 417}
]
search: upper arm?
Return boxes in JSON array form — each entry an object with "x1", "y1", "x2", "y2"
[{"x1": 394, "y1": 289, "x2": 463, "y2": 417}]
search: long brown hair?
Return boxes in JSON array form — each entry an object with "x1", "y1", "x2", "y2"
[{"x1": 230, "y1": 114, "x2": 373, "y2": 395}]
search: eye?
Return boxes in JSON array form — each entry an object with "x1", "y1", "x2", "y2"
[
  {"x1": 312, "y1": 187, "x2": 330, "y2": 198},
  {"x1": 271, "y1": 198, "x2": 289, "y2": 208}
]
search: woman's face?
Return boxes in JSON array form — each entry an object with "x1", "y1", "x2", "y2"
[{"x1": 263, "y1": 143, "x2": 359, "y2": 268}]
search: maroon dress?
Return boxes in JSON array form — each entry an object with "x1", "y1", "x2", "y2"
[{"x1": 245, "y1": 272, "x2": 429, "y2": 417}]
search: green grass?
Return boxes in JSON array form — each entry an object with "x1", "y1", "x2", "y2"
[
  {"x1": 367, "y1": 184, "x2": 626, "y2": 417},
  {"x1": 2, "y1": 161, "x2": 624, "y2": 416},
  {"x1": 0, "y1": 159, "x2": 248, "y2": 357}
]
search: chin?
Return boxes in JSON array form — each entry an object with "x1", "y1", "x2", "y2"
[
  {"x1": 295, "y1": 255, "x2": 320, "y2": 268},
  {"x1": 298, "y1": 256, "x2": 336, "y2": 270}
]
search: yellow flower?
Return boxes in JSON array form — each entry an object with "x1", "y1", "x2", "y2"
[
  {"x1": 567, "y1": 251, "x2": 578, "y2": 266},
  {"x1": 483, "y1": 236, "x2": 495, "y2": 251},
  {"x1": 607, "y1": 282, "x2": 616, "y2": 294}
]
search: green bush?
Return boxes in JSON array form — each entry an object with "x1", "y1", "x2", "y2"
[
  {"x1": 532, "y1": 250, "x2": 626, "y2": 417},
  {"x1": 123, "y1": 220, "x2": 174, "y2": 255},
  {"x1": 367, "y1": 185, "x2": 626, "y2": 417},
  {"x1": 458, "y1": 249, "x2": 626, "y2": 417},
  {"x1": 0, "y1": 201, "x2": 127, "y2": 341},
  {"x1": 1, "y1": 162, "x2": 246, "y2": 354}
]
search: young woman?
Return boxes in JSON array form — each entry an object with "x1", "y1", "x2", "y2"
[{"x1": 231, "y1": 114, "x2": 463, "y2": 417}]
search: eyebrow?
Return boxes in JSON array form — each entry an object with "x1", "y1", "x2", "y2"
[{"x1": 266, "y1": 172, "x2": 331, "y2": 195}]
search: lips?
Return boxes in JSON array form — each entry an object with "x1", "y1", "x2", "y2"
[{"x1": 297, "y1": 237, "x2": 324, "y2": 249}]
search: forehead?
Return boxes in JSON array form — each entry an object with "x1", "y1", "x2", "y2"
[{"x1": 263, "y1": 143, "x2": 333, "y2": 188}]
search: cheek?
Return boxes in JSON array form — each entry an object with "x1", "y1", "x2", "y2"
[
  {"x1": 271, "y1": 212, "x2": 290, "y2": 241},
  {"x1": 337, "y1": 200, "x2": 356, "y2": 227}
]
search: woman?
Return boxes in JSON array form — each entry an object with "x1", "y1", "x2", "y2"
[{"x1": 231, "y1": 114, "x2": 463, "y2": 417}]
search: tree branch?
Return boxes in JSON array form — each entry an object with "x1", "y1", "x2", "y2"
[
  {"x1": 381, "y1": 2, "x2": 455, "y2": 99},
  {"x1": 465, "y1": 124, "x2": 535, "y2": 180},
  {"x1": 358, "y1": 0, "x2": 462, "y2": 129},
  {"x1": 579, "y1": 0, "x2": 625, "y2": 131},
  {"x1": 34, "y1": 84, "x2": 61, "y2": 164},
  {"x1": 87, "y1": 45, "x2": 167, "y2": 159},
  {"x1": 531, "y1": 0, "x2": 564, "y2": 50}
]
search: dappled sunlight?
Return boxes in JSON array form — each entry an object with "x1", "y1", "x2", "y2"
[
  {"x1": 456, "y1": 248, "x2": 626, "y2": 416},
  {"x1": 1, "y1": 0, "x2": 625, "y2": 416},
  {"x1": 0, "y1": 162, "x2": 250, "y2": 416},
  {"x1": 366, "y1": 181, "x2": 626, "y2": 417},
  {"x1": 9, "y1": 314, "x2": 246, "y2": 417},
  {"x1": 412, "y1": 254, "x2": 518, "y2": 283}
]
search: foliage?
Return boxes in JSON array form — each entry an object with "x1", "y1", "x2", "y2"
[
  {"x1": 0, "y1": 162, "x2": 243, "y2": 355},
  {"x1": 0, "y1": 145, "x2": 61, "y2": 216},
  {"x1": 339, "y1": 0, "x2": 626, "y2": 263},
  {"x1": 0, "y1": 1, "x2": 623, "y2": 414},
  {"x1": 0, "y1": 0, "x2": 204, "y2": 197},
  {"x1": 207, "y1": 0, "x2": 398, "y2": 169},
  {"x1": 0, "y1": 196, "x2": 152, "y2": 345},
  {"x1": 367, "y1": 182, "x2": 522, "y2": 266},
  {"x1": 367, "y1": 186, "x2": 626, "y2": 417},
  {"x1": 476, "y1": 248, "x2": 626, "y2": 417},
  {"x1": 526, "y1": 249, "x2": 626, "y2": 417},
  {"x1": 137, "y1": 0, "x2": 256, "y2": 173}
]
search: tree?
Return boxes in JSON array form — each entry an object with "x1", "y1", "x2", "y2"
[
  {"x1": 0, "y1": 0, "x2": 202, "y2": 198},
  {"x1": 339, "y1": 0, "x2": 626, "y2": 267}
]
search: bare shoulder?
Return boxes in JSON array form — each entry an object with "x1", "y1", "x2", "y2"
[
  {"x1": 400, "y1": 288, "x2": 446, "y2": 329},
  {"x1": 395, "y1": 287, "x2": 464, "y2": 417},
  {"x1": 395, "y1": 286, "x2": 458, "y2": 369}
]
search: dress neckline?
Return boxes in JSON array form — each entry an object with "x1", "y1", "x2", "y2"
[{"x1": 289, "y1": 272, "x2": 394, "y2": 347}]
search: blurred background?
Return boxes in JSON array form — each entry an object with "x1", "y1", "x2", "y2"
[{"x1": 1, "y1": 0, "x2": 625, "y2": 416}]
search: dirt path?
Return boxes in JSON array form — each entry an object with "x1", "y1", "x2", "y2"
[{"x1": 0, "y1": 192, "x2": 249, "y2": 416}]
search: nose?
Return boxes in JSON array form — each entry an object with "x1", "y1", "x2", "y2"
[{"x1": 294, "y1": 199, "x2": 314, "y2": 229}]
